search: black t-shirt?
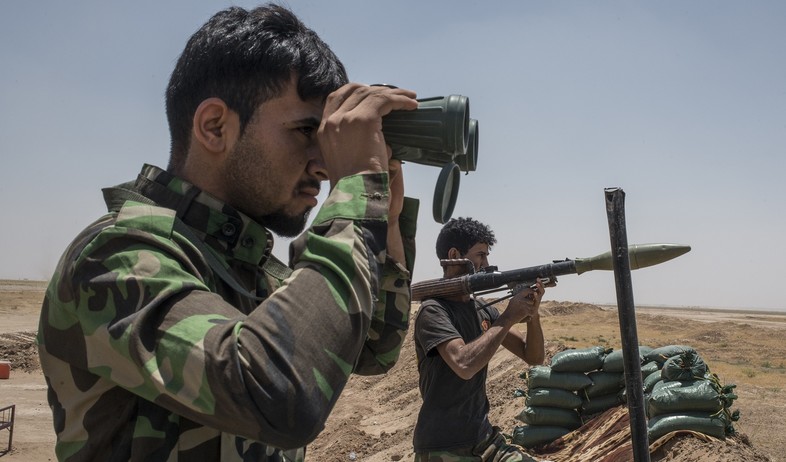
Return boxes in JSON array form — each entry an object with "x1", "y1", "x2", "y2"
[{"x1": 412, "y1": 297, "x2": 500, "y2": 452}]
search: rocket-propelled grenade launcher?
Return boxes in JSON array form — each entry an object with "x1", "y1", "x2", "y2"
[{"x1": 410, "y1": 243, "x2": 691, "y2": 302}]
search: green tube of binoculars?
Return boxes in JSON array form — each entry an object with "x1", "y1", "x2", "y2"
[{"x1": 382, "y1": 95, "x2": 478, "y2": 223}]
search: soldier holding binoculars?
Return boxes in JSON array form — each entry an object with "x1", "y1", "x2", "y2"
[{"x1": 38, "y1": 4, "x2": 419, "y2": 461}]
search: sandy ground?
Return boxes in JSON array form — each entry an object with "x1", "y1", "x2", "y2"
[{"x1": 1, "y1": 279, "x2": 784, "y2": 461}]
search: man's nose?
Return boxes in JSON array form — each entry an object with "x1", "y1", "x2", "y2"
[{"x1": 307, "y1": 146, "x2": 328, "y2": 181}]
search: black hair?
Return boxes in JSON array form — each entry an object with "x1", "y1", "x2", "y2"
[
  {"x1": 165, "y1": 3, "x2": 348, "y2": 173},
  {"x1": 435, "y1": 217, "x2": 497, "y2": 259}
]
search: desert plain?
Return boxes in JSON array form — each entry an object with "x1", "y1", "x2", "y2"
[{"x1": 1, "y1": 279, "x2": 784, "y2": 461}]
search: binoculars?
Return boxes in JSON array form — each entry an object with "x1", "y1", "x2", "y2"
[{"x1": 382, "y1": 94, "x2": 478, "y2": 223}]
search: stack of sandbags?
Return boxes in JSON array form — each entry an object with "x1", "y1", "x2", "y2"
[
  {"x1": 642, "y1": 345, "x2": 739, "y2": 441},
  {"x1": 546, "y1": 345, "x2": 657, "y2": 417},
  {"x1": 510, "y1": 343, "x2": 741, "y2": 447},
  {"x1": 577, "y1": 347, "x2": 626, "y2": 415},
  {"x1": 512, "y1": 346, "x2": 610, "y2": 448}
]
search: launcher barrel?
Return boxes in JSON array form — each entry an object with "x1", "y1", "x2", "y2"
[{"x1": 410, "y1": 243, "x2": 690, "y2": 301}]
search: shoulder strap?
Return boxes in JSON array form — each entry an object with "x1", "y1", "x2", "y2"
[
  {"x1": 102, "y1": 183, "x2": 268, "y2": 302},
  {"x1": 173, "y1": 218, "x2": 266, "y2": 302}
]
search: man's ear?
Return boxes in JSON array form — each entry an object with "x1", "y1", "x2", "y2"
[
  {"x1": 447, "y1": 247, "x2": 461, "y2": 260},
  {"x1": 192, "y1": 98, "x2": 240, "y2": 156}
]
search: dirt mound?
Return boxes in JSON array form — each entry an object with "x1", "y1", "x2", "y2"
[
  {"x1": 650, "y1": 432, "x2": 770, "y2": 462},
  {"x1": 540, "y1": 300, "x2": 606, "y2": 317},
  {"x1": 309, "y1": 328, "x2": 773, "y2": 461},
  {"x1": 0, "y1": 331, "x2": 39, "y2": 373},
  {"x1": 308, "y1": 304, "x2": 776, "y2": 462}
]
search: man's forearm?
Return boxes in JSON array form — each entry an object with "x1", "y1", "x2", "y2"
[
  {"x1": 524, "y1": 315, "x2": 545, "y2": 365},
  {"x1": 354, "y1": 196, "x2": 417, "y2": 375},
  {"x1": 444, "y1": 309, "x2": 519, "y2": 379}
]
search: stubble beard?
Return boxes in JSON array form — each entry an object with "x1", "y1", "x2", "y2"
[{"x1": 224, "y1": 137, "x2": 312, "y2": 238}]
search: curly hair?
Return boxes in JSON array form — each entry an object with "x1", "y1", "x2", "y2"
[{"x1": 435, "y1": 217, "x2": 497, "y2": 259}]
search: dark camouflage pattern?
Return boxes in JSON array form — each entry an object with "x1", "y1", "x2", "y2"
[
  {"x1": 414, "y1": 429, "x2": 538, "y2": 462},
  {"x1": 37, "y1": 164, "x2": 418, "y2": 461}
]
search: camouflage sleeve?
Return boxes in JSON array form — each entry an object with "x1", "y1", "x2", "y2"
[
  {"x1": 235, "y1": 173, "x2": 396, "y2": 446},
  {"x1": 353, "y1": 196, "x2": 418, "y2": 375},
  {"x1": 39, "y1": 172, "x2": 402, "y2": 451}
]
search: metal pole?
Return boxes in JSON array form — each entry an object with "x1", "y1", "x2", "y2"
[{"x1": 604, "y1": 187, "x2": 650, "y2": 462}]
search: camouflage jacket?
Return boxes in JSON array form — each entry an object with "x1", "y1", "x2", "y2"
[{"x1": 37, "y1": 164, "x2": 418, "y2": 461}]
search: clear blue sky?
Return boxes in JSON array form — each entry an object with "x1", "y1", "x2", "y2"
[{"x1": 1, "y1": 1, "x2": 784, "y2": 311}]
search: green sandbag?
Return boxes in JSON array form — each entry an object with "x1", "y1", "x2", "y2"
[
  {"x1": 580, "y1": 391, "x2": 624, "y2": 415},
  {"x1": 584, "y1": 371, "x2": 624, "y2": 398},
  {"x1": 644, "y1": 345, "x2": 696, "y2": 365},
  {"x1": 640, "y1": 361, "x2": 660, "y2": 378},
  {"x1": 525, "y1": 366, "x2": 594, "y2": 391},
  {"x1": 516, "y1": 405, "x2": 583, "y2": 429},
  {"x1": 644, "y1": 371, "x2": 662, "y2": 393},
  {"x1": 651, "y1": 379, "x2": 690, "y2": 394},
  {"x1": 648, "y1": 379, "x2": 736, "y2": 417},
  {"x1": 510, "y1": 425, "x2": 572, "y2": 448},
  {"x1": 601, "y1": 347, "x2": 649, "y2": 372},
  {"x1": 526, "y1": 387, "x2": 583, "y2": 409},
  {"x1": 647, "y1": 412, "x2": 727, "y2": 441},
  {"x1": 661, "y1": 351, "x2": 708, "y2": 381},
  {"x1": 551, "y1": 346, "x2": 612, "y2": 372}
]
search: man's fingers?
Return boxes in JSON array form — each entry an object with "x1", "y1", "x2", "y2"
[
  {"x1": 328, "y1": 84, "x2": 417, "y2": 117},
  {"x1": 319, "y1": 83, "x2": 417, "y2": 181},
  {"x1": 323, "y1": 83, "x2": 364, "y2": 114}
]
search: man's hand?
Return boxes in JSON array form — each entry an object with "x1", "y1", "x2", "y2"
[
  {"x1": 318, "y1": 83, "x2": 417, "y2": 187},
  {"x1": 384, "y1": 157, "x2": 406, "y2": 264},
  {"x1": 506, "y1": 278, "x2": 546, "y2": 323}
]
